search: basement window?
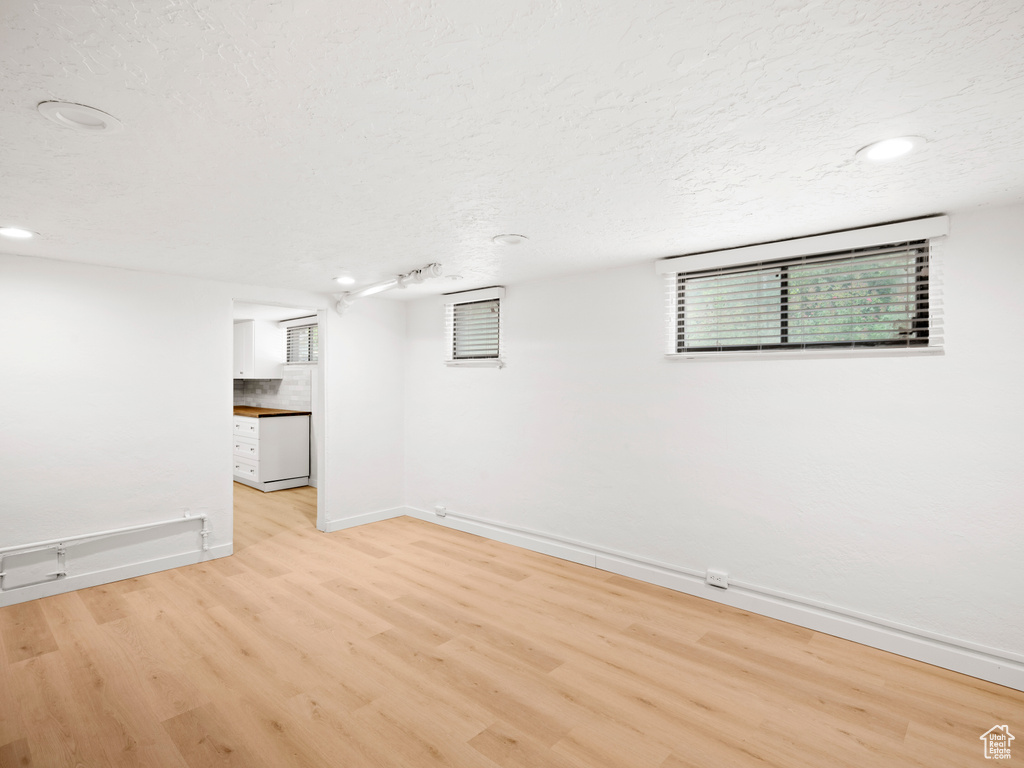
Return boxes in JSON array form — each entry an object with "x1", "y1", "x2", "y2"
[
  {"x1": 444, "y1": 287, "x2": 505, "y2": 367},
  {"x1": 657, "y1": 217, "x2": 947, "y2": 359},
  {"x1": 285, "y1": 322, "x2": 319, "y2": 364}
]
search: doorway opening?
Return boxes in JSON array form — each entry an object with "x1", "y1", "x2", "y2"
[{"x1": 232, "y1": 300, "x2": 327, "y2": 531}]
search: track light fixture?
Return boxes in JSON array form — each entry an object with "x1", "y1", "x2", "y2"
[{"x1": 334, "y1": 263, "x2": 443, "y2": 315}]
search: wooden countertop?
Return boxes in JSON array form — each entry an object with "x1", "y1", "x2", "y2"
[{"x1": 233, "y1": 406, "x2": 312, "y2": 418}]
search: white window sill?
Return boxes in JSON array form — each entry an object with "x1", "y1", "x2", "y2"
[
  {"x1": 445, "y1": 359, "x2": 505, "y2": 368},
  {"x1": 664, "y1": 346, "x2": 944, "y2": 362}
]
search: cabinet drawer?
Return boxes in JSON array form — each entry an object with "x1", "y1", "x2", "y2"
[
  {"x1": 233, "y1": 436, "x2": 260, "y2": 460},
  {"x1": 233, "y1": 457, "x2": 260, "y2": 481},
  {"x1": 233, "y1": 417, "x2": 259, "y2": 438}
]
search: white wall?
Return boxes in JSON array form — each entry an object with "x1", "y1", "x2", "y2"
[
  {"x1": 320, "y1": 297, "x2": 406, "y2": 530},
  {"x1": 404, "y1": 204, "x2": 1024, "y2": 662},
  {"x1": 0, "y1": 255, "x2": 232, "y2": 600},
  {"x1": 0, "y1": 254, "x2": 366, "y2": 604}
]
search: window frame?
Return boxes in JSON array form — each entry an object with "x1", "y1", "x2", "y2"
[
  {"x1": 284, "y1": 320, "x2": 319, "y2": 365},
  {"x1": 656, "y1": 216, "x2": 947, "y2": 361},
  {"x1": 675, "y1": 244, "x2": 931, "y2": 353},
  {"x1": 443, "y1": 286, "x2": 505, "y2": 367}
]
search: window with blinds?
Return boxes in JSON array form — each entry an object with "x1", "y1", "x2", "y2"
[
  {"x1": 444, "y1": 287, "x2": 505, "y2": 365},
  {"x1": 669, "y1": 240, "x2": 939, "y2": 354},
  {"x1": 452, "y1": 299, "x2": 500, "y2": 359},
  {"x1": 286, "y1": 323, "x2": 318, "y2": 363}
]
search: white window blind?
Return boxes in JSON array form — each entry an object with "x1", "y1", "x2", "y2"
[
  {"x1": 669, "y1": 241, "x2": 939, "y2": 353},
  {"x1": 286, "y1": 323, "x2": 318, "y2": 363},
  {"x1": 451, "y1": 299, "x2": 500, "y2": 358},
  {"x1": 444, "y1": 287, "x2": 505, "y2": 366},
  {"x1": 658, "y1": 217, "x2": 946, "y2": 358}
]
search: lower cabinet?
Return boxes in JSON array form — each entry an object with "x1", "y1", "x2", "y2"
[{"x1": 232, "y1": 415, "x2": 310, "y2": 492}]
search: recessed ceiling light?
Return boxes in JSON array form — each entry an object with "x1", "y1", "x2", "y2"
[
  {"x1": 446, "y1": 274, "x2": 464, "y2": 281},
  {"x1": 334, "y1": 275, "x2": 356, "y2": 285},
  {"x1": 856, "y1": 136, "x2": 925, "y2": 163},
  {"x1": 0, "y1": 227, "x2": 34, "y2": 239},
  {"x1": 37, "y1": 101, "x2": 124, "y2": 134},
  {"x1": 492, "y1": 234, "x2": 528, "y2": 246}
]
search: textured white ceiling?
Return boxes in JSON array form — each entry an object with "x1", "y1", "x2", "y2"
[{"x1": 2, "y1": 0, "x2": 1023, "y2": 297}]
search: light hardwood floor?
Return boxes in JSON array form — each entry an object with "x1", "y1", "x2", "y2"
[{"x1": 1, "y1": 485, "x2": 1021, "y2": 767}]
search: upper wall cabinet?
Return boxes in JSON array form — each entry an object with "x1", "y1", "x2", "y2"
[{"x1": 233, "y1": 319, "x2": 284, "y2": 379}]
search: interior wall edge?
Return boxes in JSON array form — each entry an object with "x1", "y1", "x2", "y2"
[
  {"x1": 0, "y1": 542, "x2": 232, "y2": 608},
  {"x1": 398, "y1": 505, "x2": 1024, "y2": 692}
]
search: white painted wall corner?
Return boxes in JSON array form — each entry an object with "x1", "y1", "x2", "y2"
[{"x1": 321, "y1": 506, "x2": 411, "y2": 533}]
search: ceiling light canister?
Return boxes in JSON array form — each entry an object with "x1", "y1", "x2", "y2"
[
  {"x1": 492, "y1": 234, "x2": 528, "y2": 246},
  {"x1": 38, "y1": 101, "x2": 124, "y2": 134},
  {"x1": 856, "y1": 136, "x2": 926, "y2": 163},
  {"x1": 0, "y1": 227, "x2": 34, "y2": 239}
]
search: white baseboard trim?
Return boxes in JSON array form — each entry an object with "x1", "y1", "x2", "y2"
[
  {"x1": 321, "y1": 506, "x2": 409, "y2": 533},
  {"x1": 0, "y1": 543, "x2": 232, "y2": 608},
  {"x1": 233, "y1": 476, "x2": 309, "y2": 492},
  {"x1": 403, "y1": 506, "x2": 598, "y2": 566},
  {"x1": 398, "y1": 506, "x2": 1024, "y2": 692}
]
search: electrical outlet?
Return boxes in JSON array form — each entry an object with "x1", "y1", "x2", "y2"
[
  {"x1": 706, "y1": 569, "x2": 728, "y2": 589},
  {"x1": 434, "y1": 504, "x2": 447, "y2": 517}
]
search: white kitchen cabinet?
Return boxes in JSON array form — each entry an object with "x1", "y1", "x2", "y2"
[
  {"x1": 232, "y1": 414, "x2": 310, "y2": 491},
  {"x1": 233, "y1": 319, "x2": 284, "y2": 379}
]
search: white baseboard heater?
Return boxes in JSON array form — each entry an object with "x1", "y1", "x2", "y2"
[{"x1": 0, "y1": 514, "x2": 209, "y2": 592}]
